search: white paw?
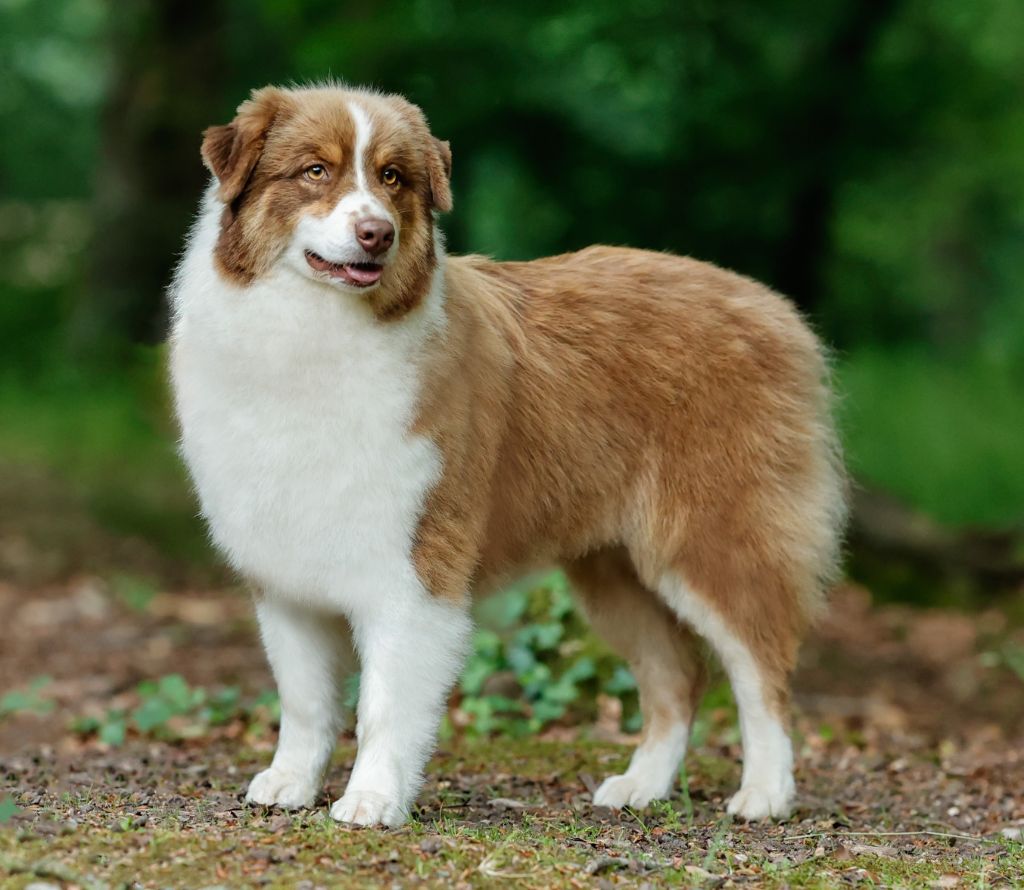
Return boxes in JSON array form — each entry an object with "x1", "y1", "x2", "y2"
[
  {"x1": 245, "y1": 767, "x2": 319, "y2": 809},
  {"x1": 592, "y1": 773, "x2": 669, "y2": 809},
  {"x1": 330, "y1": 789, "x2": 406, "y2": 827},
  {"x1": 726, "y1": 783, "x2": 794, "y2": 821}
]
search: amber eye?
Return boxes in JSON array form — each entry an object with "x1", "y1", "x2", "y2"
[
  {"x1": 304, "y1": 164, "x2": 328, "y2": 182},
  {"x1": 381, "y1": 167, "x2": 400, "y2": 188}
]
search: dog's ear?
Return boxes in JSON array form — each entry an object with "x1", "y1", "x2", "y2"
[
  {"x1": 201, "y1": 87, "x2": 285, "y2": 204},
  {"x1": 427, "y1": 136, "x2": 453, "y2": 213}
]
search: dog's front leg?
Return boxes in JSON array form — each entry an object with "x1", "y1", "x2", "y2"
[
  {"x1": 246, "y1": 597, "x2": 353, "y2": 809},
  {"x1": 331, "y1": 592, "x2": 472, "y2": 827}
]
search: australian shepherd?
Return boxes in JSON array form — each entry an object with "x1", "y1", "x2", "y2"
[{"x1": 169, "y1": 83, "x2": 846, "y2": 827}]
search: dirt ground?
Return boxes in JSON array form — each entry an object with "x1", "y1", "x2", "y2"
[{"x1": 2, "y1": 577, "x2": 1023, "y2": 888}]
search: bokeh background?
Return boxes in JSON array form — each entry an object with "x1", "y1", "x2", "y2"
[{"x1": 1, "y1": 0, "x2": 1022, "y2": 741}]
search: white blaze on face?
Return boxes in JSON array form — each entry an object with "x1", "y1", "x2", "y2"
[
  {"x1": 287, "y1": 98, "x2": 399, "y2": 283},
  {"x1": 337, "y1": 100, "x2": 395, "y2": 234},
  {"x1": 349, "y1": 101, "x2": 373, "y2": 194}
]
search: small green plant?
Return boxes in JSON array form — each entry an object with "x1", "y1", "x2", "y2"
[
  {"x1": 701, "y1": 815, "x2": 734, "y2": 872},
  {"x1": 649, "y1": 799, "x2": 686, "y2": 832},
  {"x1": 0, "y1": 795, "x2": 20, "y2": 823},
  {"x1": 457, "y1": 572, "x2": 641, "y2": 737},
  {"x1": 72, "y1": 675, "x2": 280, "y2": 745},
  {"x1": 0, "y1": 675, "x2": 55, "y2": 718},
  {"x1": 1000, "y1": 643, "x2": 1024, "y2": 683},
  {"x1": 110, "y1": 573, "x2": 158, "y2": 612}
]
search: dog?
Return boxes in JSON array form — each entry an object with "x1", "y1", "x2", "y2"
[{"x1": 169, "y1": 83, "x2": 846, "y2": 827}]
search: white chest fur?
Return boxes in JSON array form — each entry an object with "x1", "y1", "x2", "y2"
[{"x1": 169, "y1": 198, "x2": 444, "y2": 615}]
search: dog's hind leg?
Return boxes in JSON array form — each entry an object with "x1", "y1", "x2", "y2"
[
  {"x1": 566, "y1": 548, "x2": 708, "y2": 809},
  {"x1": 655, "y1": 568, "x2": 802, "y2": 820}
]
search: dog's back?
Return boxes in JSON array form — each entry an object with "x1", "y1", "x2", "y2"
[{"x1": 431, "y1": 247, "x2": 844, "y2": 600}]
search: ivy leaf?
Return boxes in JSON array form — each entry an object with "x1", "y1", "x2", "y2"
[
  {"x1": 99, "y1": 714, "x2": 127, "y2": 746},
  {"x1": 133, "y1": 696, "x2": 176, "y2": 732},
  {"x1": 605, "y1": 665, "x2": 637, "y2": 695},
  {"x1": 461, "y1": 656, "x2": 496, "y2": 696},
  {"x1": 0, "y1": 796, "x2": 20, "y2": 823},
  {"x1": 157, "y1": 674, "x2": 193, "y2": 711},
  {"x1": 0, "y1": 676, "x2": 55, "y2": 718}
]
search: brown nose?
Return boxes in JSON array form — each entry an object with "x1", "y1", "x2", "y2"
[{"x1": 355, "y1": 218, "x2": 395, "y2": 256}]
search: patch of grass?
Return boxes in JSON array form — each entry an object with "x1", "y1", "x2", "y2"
[
  {"x1": 4, "y1": 810, "x2": 1020, "y2": 888},
  {"x1": 837, "y1": 349, "x2": 1024, "y2": 528},
  {"x1": 5, "y1": 739, "x2": 1023, "y2": 889}
]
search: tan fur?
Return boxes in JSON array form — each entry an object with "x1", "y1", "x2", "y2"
[
  {"x1": 204, "y1": 83, "x2": 847, "y2": 730},
  {"x1": 414, "y1": 248, "x2": 846, "y2": 716},
  {"x1": 566, "y1": 548, "x2": 708, "y2": 742}
]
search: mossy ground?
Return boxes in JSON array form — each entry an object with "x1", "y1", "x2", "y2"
[
  {"x1": 3, "y1": 735, "x2": 1023, "y2": 889},
  {"x1": 2, "y1": 580, "x2": 1023, "y2": 888}
]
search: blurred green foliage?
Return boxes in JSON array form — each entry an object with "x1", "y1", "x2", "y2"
[
  {"x1": 58, "y1": 574, "x2": 727, "y2": 744},
  {"x1": 0, "y1": 676, "x2": 55, "y2": 719},
  {"x1": 0, "y1": 0, "x2": 1021, "y2": 585},
  {"x1": 72, "y1": 675, "x2": 281, "y2": 746},
  {"x1": 0, "y1": 796, "x2": 19, "y2": 824},
  {"x1": 841, "y1": 349, "x2": 1024, "y2": 525}
]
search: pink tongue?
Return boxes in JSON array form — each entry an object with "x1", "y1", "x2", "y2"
[{"x1": 345, "y1": 264, "x2": 382, "y2": 285}]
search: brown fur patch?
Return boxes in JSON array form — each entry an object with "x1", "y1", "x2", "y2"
[
  {"x1": 412, "y1": 247, "x2": 846, "y2": 709},
  {"x1": 567, "y1": 548, "x2": 708, "y2": 738}
]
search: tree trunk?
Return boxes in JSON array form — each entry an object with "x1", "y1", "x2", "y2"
[
  {"x1": 73, "y1": 0, "x2": 226, "y2": 355},
  {"x1": 848, "y1": 486, "x2": 1024, "y2": 600},
  {"x1": 774, "y1": 0, "x2": 900, "y2": 316}
]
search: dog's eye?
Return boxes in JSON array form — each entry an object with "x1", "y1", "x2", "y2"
[
  {"x1": 381, "y1": 167, "x2": 400, "y2": 188},
  {"x1": 304, "y1": 164, "x2": 328, "y2": 182}
]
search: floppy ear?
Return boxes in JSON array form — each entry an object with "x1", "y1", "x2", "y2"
[
  {"x1": 201, "y1": 87, "x2": 284, "y2": 204},
  {"x1": 427, "y1": 136, "x2": 453, "y2": 213}
]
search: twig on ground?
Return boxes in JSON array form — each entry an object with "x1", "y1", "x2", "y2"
[
  {"x1": 785, "y1": 829, "x2": 983, "y2": 843},
  {"x1": 477, "y1": 849, "x2": 537, "y2": 880},
  {"x1": 583, "y1": 855, "x2": 629, "y2": 876}
]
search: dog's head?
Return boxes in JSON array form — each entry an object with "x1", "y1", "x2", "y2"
[{"x1": 201, "y1": 84, "x2": 452, "y2": 316}]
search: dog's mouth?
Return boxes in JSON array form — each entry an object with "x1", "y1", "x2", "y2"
[{"x1": 304, "y1": 251, "x2": 383, "y2": 287}]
